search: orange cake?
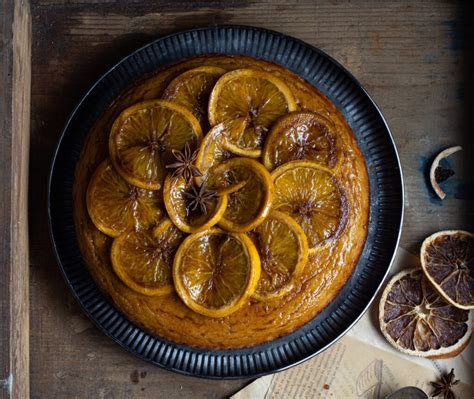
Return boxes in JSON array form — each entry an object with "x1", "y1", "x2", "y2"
[{"x1": 73, "y1": 55, "x2": 369, "y2": 349}]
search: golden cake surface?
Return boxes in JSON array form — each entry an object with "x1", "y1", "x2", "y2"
[{"x1": 73, "y1": 55, "x2": 369, "y2": 349}]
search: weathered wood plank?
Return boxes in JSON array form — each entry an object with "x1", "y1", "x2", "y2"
[
  {"x1": 29, "y1": 1, "x2": 473, "y2": 398},
  {"x1": 0, "y1": 1, "x2": 31, "y2": 398}
]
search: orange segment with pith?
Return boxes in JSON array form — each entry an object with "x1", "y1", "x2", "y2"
[
  {"x1": 248, "y1": 211, "x2": 308, "y2": 301},
  {"x1": 162, "y1": 66, "x2": 226, "y2": 126},
  {"x1": 111, "y1": 218, "x2": 185, "y2": 296},
  {"x1": 109, "y1": 100, "x2": 202, "y2": 190},
  {"x1": 173, "y1": 228, "x2": 261, "y2": 318},
  {"x1": 208, "y1": 69, "x2": 297, "y2": 157},
  {"x1": 271, "y1": 161, "x2": 348, "y2": 251},
  {"x1": 86, "y1": 160, "x2": 163, "y2": 237},
  {"x1": 205, "y1": 157, "x2": 274, "y2": 233},
  {"x1": 263, "y1": 111, "x2": 341, "y2": 171}
]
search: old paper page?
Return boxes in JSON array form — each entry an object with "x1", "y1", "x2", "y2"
[
  {"x1": 233, "y1": 336, "x2": 472, "y2": 399},
  {"x1": 231, "y1": 248, "x2": 473, "y2": 399}
]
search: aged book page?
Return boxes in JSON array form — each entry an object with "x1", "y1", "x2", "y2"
[
  {"x1": 232, "y1": 248, "x2": 473, "y2": 399},
  {"x1": 233, "y1": 336, "x2": 472, "y2": 399}
]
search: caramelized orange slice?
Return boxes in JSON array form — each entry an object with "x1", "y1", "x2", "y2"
[
  {"x1": 195, "y1": 118, "x2": 246, "y2": 185},
  {"x1": 271, "y1": 161, "x2": 347, "y2": 251},
  {"x1": 109, "y1": 100, "x2": 202, "y2": 190},
  {"x1": 162, "y1": 66, "x2": 226, "y2": 125},
  {"x1": 163, "y1": 175, "x2": 227, "y2": 233},
  {"x1": 173, "y1": 228, "x2": 261, "y2": 318},
  {"x1": 263, "y1": 111, "x2": 341, "y2": 171},
  {"x1": 208, "y1": 69, "x2": 297, "y2": 157},
  {"x1": 249, "y1": 211, "x2": 308, "y2": 300},
  {"x1": 86, "y1": 160, "x2": 162, "y2": 237},
  {"x1": 111, "y1": 218, "x2": 185, "y2": 296},
  {"x1": 205, "y1": 158, "x2": 274, "y2": 233}
]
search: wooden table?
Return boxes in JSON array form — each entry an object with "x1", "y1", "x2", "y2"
[{"x1": 1, "y1": 0, "x2": 473, "y2": 397}]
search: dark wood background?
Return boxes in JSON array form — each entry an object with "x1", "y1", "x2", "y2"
[
  {"x1": 1, "y1": 1, "x2": 30, "y2": 398},
  {"x1": 29, "y1": 1, "x2": 473, "y2": 398}
]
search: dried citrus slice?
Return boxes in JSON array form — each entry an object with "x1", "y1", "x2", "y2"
[
  {"x1": 110, "y1": 218, "x2": 185, "y2": 296},
  {"x1": 208, "y1": 69, "x2": 297, "y2": 157},
  {"x1": 379, "y1": 268, "x2": 472, "y2": 359},
  {"x1": 421, "y1": 230, "x2": 473, "y2": 310},
  {"x1": 271, "y1": 161, "x2": 347, "y2": 251},
  {"x1": 163, "y1": 175, "x2": 227, "y2": 233},
  {"x1": 248, "y1": 211, "x2": 308, "y2": 300},
  {"x1": 429, "y1": 146, "x2": 462, "y2": 200},
  {"x1": 205, "y1": 158, "x2": 274, "y2": 233},
  {"x1": 162, "y1": 66, "x2": 226, "y2": 125},
  {"x1": 173, "y1": 228, "x2": 261, "y2": 317},
  {"x1": 109, "y1": 99, "x2": 202, "y2": 190},
  {"x1": 195, "y1": 118, "x2": 246, "y2": 185},
  {"x1": 86, "y1": 160, "x2": 163, "y2": 237},
  {"x1": 262, "y1": 111, "x2": 341, "y2": 171}
]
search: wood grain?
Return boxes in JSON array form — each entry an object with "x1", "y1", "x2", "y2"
[
  {"x1": 0, "y1": 1, "x2": 31, "y2": 398},
  {"x1": 29, "y1": 1, "x2": 474, "y2": 398}
]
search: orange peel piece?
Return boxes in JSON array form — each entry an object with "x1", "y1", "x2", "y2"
[{"x1": 429, "y1": 146, "x2": 462, "y2": 200}]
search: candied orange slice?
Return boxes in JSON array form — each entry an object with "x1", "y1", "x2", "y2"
[
  {"x1": 271, "y1": 161, "x2": 347, "y2": 251},
  {"x1": 173, "y1": 228, "x2": 261, "y2": 318},
  {"x1": 110, "y1": 218, "x2": 185, "y2": 296},
  {"x1": 163, "y1": 175, "x2": 227, "y2": 233},
  {"x1": 379, "y1": 268, "x2": 472, "y2": 359},
  {"x1": 205, "y1": 158, "x2": 273, "y2": 233},
  {"x1": 208, "y1": 69, "x2": 297, "y2": 157},
  {"x1": 262, "y1": 111, "x2": 341, "y2": 171},
  {"x1": 195, "y1": 118, "x2": 246, "y2": 185},
  {"x1": 86, "y1": 160, "x2": 162, "y2": 237},
  {"x1": 162, "y1": 66, "x2": 226, "y2": 125},
  {"x1": 248, "y1": 211, "x2": 308, "y2": 300},
  {"x1": 109, "y1": 100, "x2": 202, "y2": 190},
  {"x1": 421, "y1": 230, "x2": 474, "y2": 310}
]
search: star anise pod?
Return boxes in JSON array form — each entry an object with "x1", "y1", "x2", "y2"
[
  {"x1": 431, "y1": 369, "x2": 459, "y2": 399},
  {"x1": 183, "y1": 183, "x2": 216, "y2": 214},
  {"x1": 165, "y1": 142, "x2": 202, "y2": 182}
]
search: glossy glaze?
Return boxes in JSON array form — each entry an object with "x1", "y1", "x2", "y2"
[{"x1": 73, "y1": 55, "x2": 369, "y2": 349}]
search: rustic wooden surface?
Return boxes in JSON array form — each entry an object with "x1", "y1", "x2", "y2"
[
  {"x1": 0, "y1": 1, "x2": 31, "y2": 398},
  {"x1": 29, "y1": 1, "x2": 474, "y2": 398}
]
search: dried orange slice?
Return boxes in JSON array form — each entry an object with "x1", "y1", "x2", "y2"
[
  {"x1": 262, "y1": 111, "x2": 340, "y2": 171},
  {"x1": 205, "y1": 158, "x2": 274, "y2": 233},
  {"x1": 379, "y1": 268, "x2": 472, "y2": 359},
  {"x1": 109, "y1": 100, "x2": 202, "y2": 190},
  {"x1": 110, "y1": 218, "x2": 185, "y2": 296},
  {"x1": 248, "y1": 211, "x2": 308, "y2": 300},
  {"x1": 208, "y1": 69, "x2": 297, "y2": 157},
  {"x1": 421, "y1": 230, "x2": 473, "y2": 310},
  {"x1": 162, "y1": 66, "x2": 226, "y2": 125},
  {"x1": 271, "y1": 161, "x2": 347, "y2": 251},
  {"x1": 195, "y1": 118, "x2": 246, "y2": 185},
  {"x1": 173, "y1": 228, "x2": 261, "y2": 318},
  {"x1": 163, "y1": 175, "x2": 227, "y2": 233},
  {"x1": 429, "y1": 146, "x2": 462, "y2": 200},
  {"x1": 86, "y1": 160, "x2": 163, "y2": 237}
]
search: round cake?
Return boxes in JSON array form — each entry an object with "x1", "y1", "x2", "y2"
[{"x1": 73, "y1": 54, "x2": 369, "y2": 349}]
